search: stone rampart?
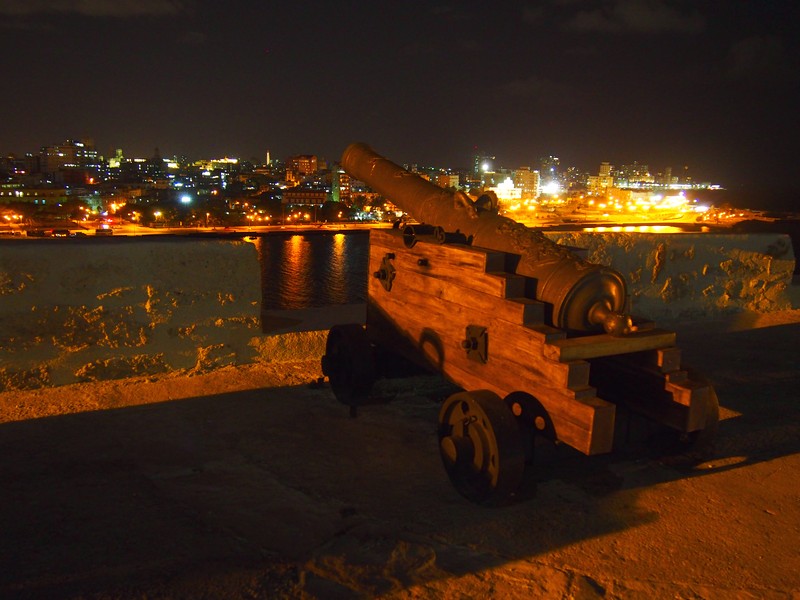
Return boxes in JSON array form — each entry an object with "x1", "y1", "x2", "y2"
[
  {"x1": 1, "y1": 238, "x2": 264, "y2": 391},
  {"x1": 0, "y1": 233, "x2": 795, "y2": 391}
]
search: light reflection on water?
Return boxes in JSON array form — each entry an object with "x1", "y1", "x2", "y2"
[
  {"x1": 257, "y1": 232, "x2": 369, "y2": 310},
  {"x1": 328, "y1": 233, "x2": 347, "y2": 304},
  {"x1": 582, "y1": 224, "x2": 695, "y2": 234}
]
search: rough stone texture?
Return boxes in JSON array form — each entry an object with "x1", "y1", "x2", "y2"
[
  {"x1": 544, "y1": 232, "x2": 795, "y2": 322},
  {"x1": 0, "y1": 238, "x2": 263, "y2": 391}
]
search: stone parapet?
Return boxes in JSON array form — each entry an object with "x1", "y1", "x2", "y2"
[
  {"x1": 0, "y1": 238, "x2": 263, "y2": 391},
  {"x1": 0, "y1": 233, "x2": 794, "y2": 391},
  {"x1": 545, "y1": 232, "x2": 795, "y2": 322}
]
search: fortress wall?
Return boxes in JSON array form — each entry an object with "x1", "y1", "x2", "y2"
[
  {"x1": 0, "y1": 238, "x2": 264, "y2": 391},
  {"x1": 0, "y1": 233, "x2": 795, "y2": 391}
]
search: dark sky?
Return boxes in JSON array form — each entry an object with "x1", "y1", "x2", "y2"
[{"x1": 1, "y1": 0, "x2": 798, "y2": 192}]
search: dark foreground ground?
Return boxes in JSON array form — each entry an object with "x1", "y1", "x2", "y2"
[{"x1": 1, "y1": 310, "x2": 799, "y2": 599}]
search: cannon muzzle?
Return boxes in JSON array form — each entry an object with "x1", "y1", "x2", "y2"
[{"x1": 342, "y1": 142, "x2": 632, "y2": 335}]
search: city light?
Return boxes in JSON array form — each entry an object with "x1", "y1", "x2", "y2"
[
  {"x1": 0, "y1": 137, "x2": 762, "y2": 240},
  {"x1": 541, "y1": 181, "x2": 561, "y2": 195}
]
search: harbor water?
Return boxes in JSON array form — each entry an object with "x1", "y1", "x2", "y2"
[{"x1": 255, "y1": 230, "x2": 370, "y2": 310}]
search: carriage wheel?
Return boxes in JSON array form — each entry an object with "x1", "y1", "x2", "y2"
[
  {"x1": 321, "y1": 324, "x2": 376, "y2": 415},
  {"x1": 438, "y1": 390, "x2": 525, "y2": 505}
]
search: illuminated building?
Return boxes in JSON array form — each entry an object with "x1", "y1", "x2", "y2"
[
  {"x1": 588, "y1": 162, "x2": 614, "y2": 194},
  {"x1": 473, "y1": 152, "x2": 495, "y2": 176},
  {"x1": 282, "y1": 188, "x2": 327, "y2": 206},
  {"x1": 40, "y1": 139, "x2": 100, "y2": 182},
  {"x1": 193, "y1": 157, "x2": 240, "y2": 172},
  {"x1": 616, "y1": 161, "x2": 654, "y2": 187},
  {"x1": 435, "y1": 173, "x2": 460, "y2": 189},
  {"x1": 0, "y1": 186, "x2": 68, "y2": 205},
  {"x1": 514, "y1": 167, "x2": 540, "y2": 199},
  {"x1": 286, "y1": 154, "x2": 318, "y2": 184},
  {"x1": 0, "y1": 153, "x2": 38, "y2": 176},
  {"x1": 489, "y1": 177, "x2": 522, "y2": 202},
  {"x1": 539, "y1": 155, "x2": 561, "y2": 185},
  {"x1": 107, "y1": 149, "x2": 124, "y2": 169},
  {"x1": 332, "y1": 169, "x2": 351, "y2": 204}
]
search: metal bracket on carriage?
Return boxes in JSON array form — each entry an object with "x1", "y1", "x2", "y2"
[
  {"x1": 373, "y1": 253, "x2": 396, "y2": 291},
  {"x1": 402, "y1": 223, "x2": 469, "y2": 248},
  {"x1": 461, "y1": 325, "x2": 488, "y2": 363}
]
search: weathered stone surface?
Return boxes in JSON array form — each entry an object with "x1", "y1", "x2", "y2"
[
  {"x1": 545, "y1": 232, "x2": 795, "y2": 322},
  {"x1": 74, "y1": 354, "x2": 171, "y2": 382},
  {"x1": 0, "y1": 238, "x2": 262, "y2": 390},
  {"x1": 0, "y1": 365, "x2": 50, "y2": 391}
]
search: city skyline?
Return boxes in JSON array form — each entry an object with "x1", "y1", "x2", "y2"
[
  {"x1": 4, "y1": 134, "x2": 712, "y2": 184},
  {"x1": 1, "y1": 1, "x2": 798, "y2": 198}
]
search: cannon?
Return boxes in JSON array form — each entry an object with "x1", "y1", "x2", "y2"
[{"x1": 322, "y1": 143, "x2": 718, "y2": 504}]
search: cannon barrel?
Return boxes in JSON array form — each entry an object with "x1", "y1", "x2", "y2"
[{"x1": 342, "y1": 142, "x2": 632, "y2": 335}]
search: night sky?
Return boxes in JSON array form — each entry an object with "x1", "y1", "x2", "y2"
[{"x1": 2, "y1": 1, "x2": 798, "y2": 201}]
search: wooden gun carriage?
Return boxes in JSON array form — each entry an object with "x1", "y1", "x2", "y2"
[{"x1": 322, "y1": 144, "x2": 718, "y2": 505}]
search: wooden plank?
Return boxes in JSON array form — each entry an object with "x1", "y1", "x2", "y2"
[
  {"x1": 371, "y1": 229, "x2": 507, "y2": 273},
  {"x1": 656, "y1": 347, "x2": 682, "y2": 372},
  {"x1": 665, "y1": 378, "x2": 710, "y2": 407},
  {"x1": 371, "y1": 236, "x2": 526, "y2": 300},
  {"x1": 543, "y1": 329, "x2": 677, "y2": 362},
  {"x1": 665, "y1": 370, "x2": 688, "y2": 384},
  {"x1": 507, "y1": 298, "x2": 547, "y2": 327},
  {"x1": 526, "y1": 324, "x2": 567, "y2": 343},
  {"x1": 599, "y1": 345, "x2": 682, "y2": 374},
  {"x1": 369, "y1": 239, "x2": 546, "y2": 326},
  {"x1": 588, "y1": 354, "x2": 713, "y2": 433},
  {"x1": 564, "y1": 360, "x2": 592, "y2": 390}
]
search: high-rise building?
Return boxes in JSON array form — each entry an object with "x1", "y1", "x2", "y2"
[
  {"x1": 588, "y1": 162, "x2": 614, "y2": 193},
  {"x1": 473, "y1": 152, "x2": 495, "y2": 176},
  {"x1": 513, "y1": 167, "x2": 540, "y2": 199},
  {"x1": 539, "y1": 155, "x2": 561, "y2": 184},
  {"x1": 332, "y1": 169, "x2": 351, "y2": 204},
  {"x1": 39, "y1": 139, "x2": 101, "y2": 185},
  {"x1": 40, "y1": 139, "x2": 100, "y2": 176},
  {"x1": 617, "y1": 161, "x2": 653, "y2": 187}
]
